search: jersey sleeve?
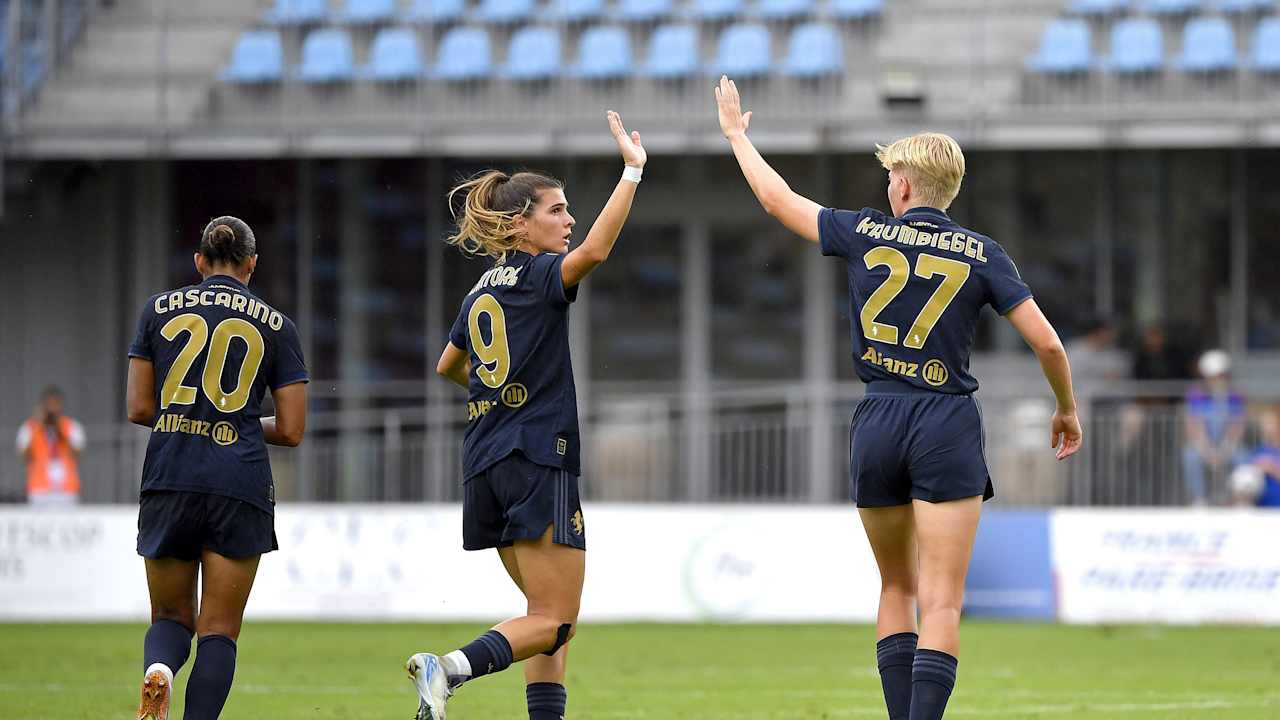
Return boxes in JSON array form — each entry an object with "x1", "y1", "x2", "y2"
[
  {"x1": 818, "y1": 208, "x2": 868, "y2": 259},
  {"x1": 127, "y1": 299, "x2": 156, "y2": 360},
  {"x1": 983, "y1": 245, "x2": 1033, "y2": 315},
  {"x1": 532, "y1": 253, "x2": 578, "y2": 307},
  {"x1": 270, "y1": 318, "x2": 309, "y2": 390},
  {"x1": 449, "y1": 305, "x2": 468, "y2": 350}
]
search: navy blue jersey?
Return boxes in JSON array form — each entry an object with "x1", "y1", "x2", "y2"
[
  {"x1": 449, "y1": 251, "x2": 580, "y2": 479},
  {"x1": 128, "y1": 275, "x2": 308, "y2": 513},
  {"x1": 821, "y1": 206, "x2": 1032, "y2": 394}
]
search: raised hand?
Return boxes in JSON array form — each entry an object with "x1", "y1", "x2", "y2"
[
  {"x1": 714, "y1": 75, "x2": 752, "y2": 138},
  {"x1": 608, "y1": 110, "x2": 646, "y2": 169}
]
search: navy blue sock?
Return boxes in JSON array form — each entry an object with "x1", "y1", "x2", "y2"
[
  {"x1": 909, "y1": 649, "x2": 958, "y2": 720},
  {"x1": 876, "y1": 632, "x2": 918, "y2": 720},
  {"x1": 459, "y1": 630, "x2": 514, "y2": 679},
  {"x1": 144, "y1": 619, "x2": 193, "y2": 674},
  {"x1": 183, "y1": 635, "x2": 237, "y2": 720},
  {"x1": 526, "y1": 682, "x2": 567, "y2": 720}
]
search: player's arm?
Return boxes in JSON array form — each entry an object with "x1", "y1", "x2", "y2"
[
  {"x1": 715, "y1": 76, "x2": 822, "y2": 244},
  {"x1": 1005, "y1": 299, "x2": 1082, "y2": 460},
  {"x1": 437, "y1": 342, "x2": 471, "y2": 390},
  {"x1": 126, "y1": 357, "x2": 157, "y2": 427},
  {"x1": 262, "y1": 382, "x2": 306, "y2": 447},
  {"x1": 561, "y1": 111, "x2": 647, "y2": 288}
]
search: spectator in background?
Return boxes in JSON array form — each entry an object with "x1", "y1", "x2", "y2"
[
  {"x1": 1182, "y1": 350, "x2": 1247, "y2": 506},
  {"x1": 1231, "y1": 406, "x2": 1280, "y2": 508},
  {"x1": 15, "y1": 386, "x2": 85, "y2": 506},
  {"x1": 1064, "y1": 317, "x2": 1127, "y2": 389}
]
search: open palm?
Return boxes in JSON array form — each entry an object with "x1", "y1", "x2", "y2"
[{"x1": 608, "y1": 110, "x2": 646, "y2": 168}]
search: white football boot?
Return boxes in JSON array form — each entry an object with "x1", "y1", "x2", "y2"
[
  {"x1": 405, "y1": 653, "x2": 452, "y2": 720},
  {"x1": 135, "y1": 664, "x2": 173, "y2": 720}
]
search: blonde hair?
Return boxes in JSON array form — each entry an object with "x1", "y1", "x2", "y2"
[
  {"x1": 875, "y1": 132, "x2": 966, "y2": 210},
  {"x1": 446, "y1": 170, "x2": 563, "y2": 262}
]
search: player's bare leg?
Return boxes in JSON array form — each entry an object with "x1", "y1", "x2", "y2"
[
  {"x1": 183, "y1": 550, "x2": 260, "y2": 720},
  {"x1": 858, "y1": 504, "x2": 919, "y2": 720},
  {"x1": 497, "y1": 544, "x2": 573, "y2": 685},
  {"x1": 138, "y1": 558, "x2": 199, "y2": 720}
]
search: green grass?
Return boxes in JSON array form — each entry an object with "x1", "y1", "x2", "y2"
[{"x1": 1, "y1": 622, "x2": 1278, "y2": 719}]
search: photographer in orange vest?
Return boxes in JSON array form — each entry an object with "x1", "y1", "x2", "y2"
[{"x1": 15, "y1": 386, "x2": 85, "y2": 506}]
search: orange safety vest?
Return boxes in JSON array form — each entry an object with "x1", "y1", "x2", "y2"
[{"x1": 25, "y1": 417, "x2": 81, "y2": 497}]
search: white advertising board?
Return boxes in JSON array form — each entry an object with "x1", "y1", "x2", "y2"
[
  {"x1": 1051, "y1": 509, "x2": 1280, "y2": 624},
  {"x1": 0, "y1": 504, "x2": 882, "y2": 622}
]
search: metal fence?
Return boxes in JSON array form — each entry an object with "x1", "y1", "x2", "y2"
[{"x1": 5, "y1": 382, "x2": 1272, "y2": 508}]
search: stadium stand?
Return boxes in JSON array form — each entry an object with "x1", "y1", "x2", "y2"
[
  {"x1": 1176, "y1": 16, "x2": 1236, "y2": 72},
  {"x1": 1218, "y1": 0, "x2": 1274, "y2": 11},
  {"x1": 266, "y1": 0, "x2": 330, "y2": 25},
  {"x1": 404, "y1": 0, "x2": 468, "y2": 23},
  {"x1": 573, "y1": 25, "x2": 632, "y2": 79},
  {"x1": 641, "y1": 23, "x2": 699, "y2": 77},
  {"x1": 826, "y1": 0, "x2": 883, "y2": 21},
  {"x1": 616, "y1": 0, "x2": 674, "y2": 22},
  {"x1": 693, "y1": 0, "x2": 746, "y2": 21},
  {"x1": 549, "y1": 0, "x2": 608, "y2": 22},
  {"x1": 297, "y1": 28, "x2": 357, "y2": 82},
  {"x1": 223, "y1": 30, "x2": 285, "y2": 83},
  {"x1": 503, "y1": 26, "x2": 561, "y2": 80},
  {"x1": 781, "y1": 22, "x2": 843, "y2": 77},
  {"x1": 1026, "y1": 18, "x2": 1093, "y2": 73},
  {"x1": 363, "y1": 26, "x2": 425, "y2": 80},
  {"x1": 1251, "y1": 16, "x2": 1280, "y2": 71},
  {"x1": 477, "y1": 0, "x2": 537, "y2": 24},
  {"x1": 1067, "y1": 0, "x2": 1130, "y2": 14},
  {"x1": 756, "y1": 0, "x2": 815, "y2": 22},
  {"x1": 1102, "y1": 17, "x2": 1163, "y2": 73},
  {"x1": 337, "y1": 0, "x2": 399, "y2": 24},
  {"x1": 1138, "y1": 0, "x2": 1202, "y2": 14},
  {"x1": 710, "y1": 23, "x2": 772, "y2": 77},
  {"x1": 434, "y1": 26, "x2": 492, "y2": 79}
]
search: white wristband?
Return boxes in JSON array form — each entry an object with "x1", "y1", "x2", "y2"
[{"x1": 622, "y1": 165, "x2": 642, "y2": 183}]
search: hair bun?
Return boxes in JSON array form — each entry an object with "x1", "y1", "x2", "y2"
[{"x1": 210, "y1": 224, "x2": 235, "y2": 248}]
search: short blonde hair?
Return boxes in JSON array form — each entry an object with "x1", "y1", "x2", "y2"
[{"x1": 875, "y1": 132, "x2": 966, "y2": 210}]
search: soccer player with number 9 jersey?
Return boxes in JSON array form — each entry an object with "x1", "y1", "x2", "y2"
[{"x1": 715, "y1": 76, "x2": 1083, "y2": 720}]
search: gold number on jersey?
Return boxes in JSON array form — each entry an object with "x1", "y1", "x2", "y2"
[
  {"x1": 468, "y1": 293, "x2": 511, "y2": 388},
  {"x1": 158, "y1": 313, "x2": 266, "y2": 413},
  {"x1": 860, "y1": 250, "x2": 971, "y2": 349}
]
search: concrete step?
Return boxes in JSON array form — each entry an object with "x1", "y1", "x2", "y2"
[{"x1": 27, "y1": 83, "x2": 208, "y2": 127}]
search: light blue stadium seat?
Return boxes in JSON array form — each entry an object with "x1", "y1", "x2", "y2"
[
  {"x1": 363, "y1": 27, "x2": 426, "y2": 80},
  {"x1": 709, "y1": 23, "x2": 772, "y2": 77},
  {"x1": 549, "y1": 0, "x2": 606, "y2": 21},
  {"x1": 781, "y1": 22, "x2": 842, "y2": 76},
  {"x1": 1068, "y1": 0, "x2": 1130, "y2": 14},
  {"x1": 827, "y1": 0, "x2": 883, "y2": 20},
  {"x1": 477, "y1": 0, "x2": 536, "y2": 23},
  {"x1": 1027, "y1": 19, "x2": 1093, "y2": 73},
  {"x1": 1177, "y1": 17, "x2": 1236, "y2": 71},
  {"x1": 642, "y1": 24, "x2": 699, "y2": 77},
  {"x1": 616, "y1": 0, "x2": 672, "y2": 21},
  {"x1": 297, "y1": 29, "x2": 356, "y2": 82},
  {"x1": 434, "y1": 27, "x2": 492, "y2": 79},
  {"x1": 404, "y1": 0, "x2": 468, "y2": 22},
  {"x1": 757, "y1": 0, "x2": 814, "y2": 21},
  {"x1": 693, "y1": 0, "x2": 744, "y2": 21},
  {"x1": 1217, "y1": 0, "x2": 1274, "y2": 11},
  {"x1": 503, "y1": 27, "x2": 561, "y2": 80},
  {"x1": 1103, "y1": 18, "x2": 1163, "y2": 73},
  {"x1": 337, "y1": 0, "x2": 396, "y2": 23},
  {"x1": 574, "y1": 25, "x2": 632, "y2": 78},
  {"x1": 266, "y1": 0, "x2": 329, "y2": 25},
  {"x1": 1249, "y1": 16, "x2": 1280, "y2": 71},
  {"x1": 222, "y1": 30, "x2": 285, "y2": 83},
  {"x1": 1138, "y1": 0, "x2": 1201, "y2": 13}
]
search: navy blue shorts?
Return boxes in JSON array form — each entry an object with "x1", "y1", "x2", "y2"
[
  {"x1": 849, "y1": 380, "x2": 995, "y2": 507},
  {"x1": 463, "y1": 452, "x2": 585, "y2": 552},
  {"x1": 137, "y1": 490, "x2": 277, "y2": 561}
]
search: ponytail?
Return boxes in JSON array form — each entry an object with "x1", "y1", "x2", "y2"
[{"x1": 446, "y1": 170, "x2": 562, "y2": 263}]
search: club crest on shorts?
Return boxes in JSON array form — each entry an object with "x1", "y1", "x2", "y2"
[
  {"x1": 922, "y1": 359, "x2": 949, "y2": 387},
  {"x1": 571, "y1": 510, "x2": 584, "y2": 535}
]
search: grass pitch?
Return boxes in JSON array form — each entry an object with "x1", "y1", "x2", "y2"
[{"x1": 1, "y1": 622, "x2": 1277, "y2": 719}]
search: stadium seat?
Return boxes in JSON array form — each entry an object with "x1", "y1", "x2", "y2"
[
  {"x1": 337, "y1": 0, "x2": 396, "y2": 23},
  {"x1": 222, "y1": 31, "x2": 285, "y2": 83},
  {"x1": 1102, "y1": 18, "x2": 1163, "y2": 73},
  {"x1": 404, "y1": 0, "x2": 468, "y2": 23},
  {"x1": 709, "y1": 23, "x2": 772, "y2": 77},
  {"x1": 363, "y1": 27, "x2": 426, "y2": 80},
  {"x1": 693, "y1": 0, "x2": 744, "y2": 21},
  {"x1": 477, "y1": 0, "x2": 536, "y2": 23},
  {"x1": 574, "y1": 26, "x2": 632, "y2": 78},
  {"x1": 781, "y1": 22, "x2": 842, "y2": 76},
  {"x1": 297, "y1": 29, "x2": 357, "y2": 82},
  {"x1": 1177, "y1": 17, "x2": 1236, "y2": 72},
  {"x1": 1067, "y1": 0, "x2": 1130, "y2": 14},
  {"x1": 827, "y1": 0, "x2": 883, "y2": 20},
  {"x1": 616, "y1": 0, "x2": 672, "y2": 21},
  {"x1": 503, "y1": 27, "x2": 561, "y2": 80},
  {"x1": 1137, "y1": 0, "x2": 1201, "y2": 14},
  {"x1": 549, "y1": 0, "x2": 606, "y2": 21},
  {"x1": 434, "y1": 26, "x2": 492, "y2": 80},
  {"x1": 266, "y1": 0, "x2": 329, "y2": 25},
  {"x1": 642, "y1": 24, "x2": 699, "y2": 77},
  {"x1": 1217, "y1": 0, "x2": 1274, "y2": 12},
  {"x1": 1026, "y1": 19, "x2": 1093, "y2": 74},
  {"x1": 757, "y1": 0, "x2": 815, "y2": 21},
  {"x1": 1250, "y1": 17, "x2": 1280, "y2": 71}
]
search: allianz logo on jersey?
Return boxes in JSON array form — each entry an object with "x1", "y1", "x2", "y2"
[
  {"x1": 467, "y1": 383, "x2": 529, "y2": 421},
  {"x1": 861, "y1": 348, "x2": 950, "y2": 387},
  {"x1": 469, "y1": 265, "x2": 525, "y2": 295},
  {"x1": 152, "y1": 413, "x2": 240, "y2": 445}
]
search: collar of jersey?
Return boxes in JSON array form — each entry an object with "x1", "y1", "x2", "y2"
[
  {"x1": 203, "y1": 274, "x2": 247, "y2": 289},
  {"x1": 901, "y1": 206, "x2": 951, "y2": 223}
]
